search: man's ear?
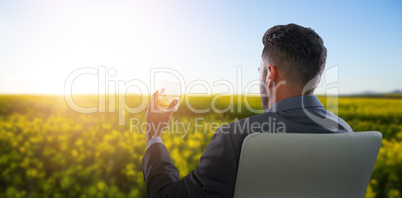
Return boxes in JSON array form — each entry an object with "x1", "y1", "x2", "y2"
[
  {"x1": 316, "y1": 78, "x2": 321, "y2": 88},
  {"x1": 267, "y1": 65, "x2": 276, "y2": 87}
]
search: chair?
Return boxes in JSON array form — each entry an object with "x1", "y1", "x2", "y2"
[{"x1": 233, "y1": 132, "x2": 382, "y2": 198}]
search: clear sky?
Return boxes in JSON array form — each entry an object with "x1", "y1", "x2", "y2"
[{"x1": 0, "y1": 0, "x2": 401, "y2": 95}]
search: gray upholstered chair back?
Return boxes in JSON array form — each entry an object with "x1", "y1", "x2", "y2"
[{"x1": 234, "y1": 132, "x2": 382, "y2": 198}]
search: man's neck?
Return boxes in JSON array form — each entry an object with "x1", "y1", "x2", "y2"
[{"x1": 268, "y1": 84, "x2": 307, "y2": 109}]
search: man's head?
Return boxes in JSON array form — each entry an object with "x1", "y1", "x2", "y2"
[{"x1": 259, "y1": 23, "x2": 327, "y2": 110}]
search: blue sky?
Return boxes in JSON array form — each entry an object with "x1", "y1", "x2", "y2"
[{"x1": 0, "y1": 0, "x2": 401, "y2": 94}]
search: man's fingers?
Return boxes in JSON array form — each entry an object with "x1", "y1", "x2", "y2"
[
  {"x1": 151, "y1": 90, "x2": 159, "y2": 111},
  {"x1": 167, "y1": 99, "x2": 179, "y2": 112}
]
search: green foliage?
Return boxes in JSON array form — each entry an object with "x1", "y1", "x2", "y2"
[{"x1": 0, "y1": 95, "x2": 401, "y2": 197}]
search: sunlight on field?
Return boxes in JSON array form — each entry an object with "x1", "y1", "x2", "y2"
[{"x1": 0, "y1": 95, "x2": 401, "y2": 197}]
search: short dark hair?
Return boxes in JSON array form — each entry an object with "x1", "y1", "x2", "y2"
[{"x1": 262, "y1": 23, "x2": 327, "y2": 89}]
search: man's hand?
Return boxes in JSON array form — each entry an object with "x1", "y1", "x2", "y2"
[{"x1": 145, "y1": 89, "x2": 178, "y2": 143}]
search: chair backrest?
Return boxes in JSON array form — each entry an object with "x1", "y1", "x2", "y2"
[{"x1": 234, "y1": 132, "x2": 382, "y2": 198}]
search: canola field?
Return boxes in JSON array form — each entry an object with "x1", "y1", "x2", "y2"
[{"x1": 0, "y1": 95, "x2": 401, "y2": 198}]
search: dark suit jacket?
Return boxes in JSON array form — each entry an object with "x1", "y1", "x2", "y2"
[{"x1": 142, "y1": 95, "x2": 353, "y2": 197}]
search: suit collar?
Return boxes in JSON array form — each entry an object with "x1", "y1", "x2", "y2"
[{"x1": 267, "y1": 95, "x2": 324, "y2": 113}]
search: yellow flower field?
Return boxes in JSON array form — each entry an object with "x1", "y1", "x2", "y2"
[{"x1": 0, "y1": 95, "x2": 401, "y2": 197}]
